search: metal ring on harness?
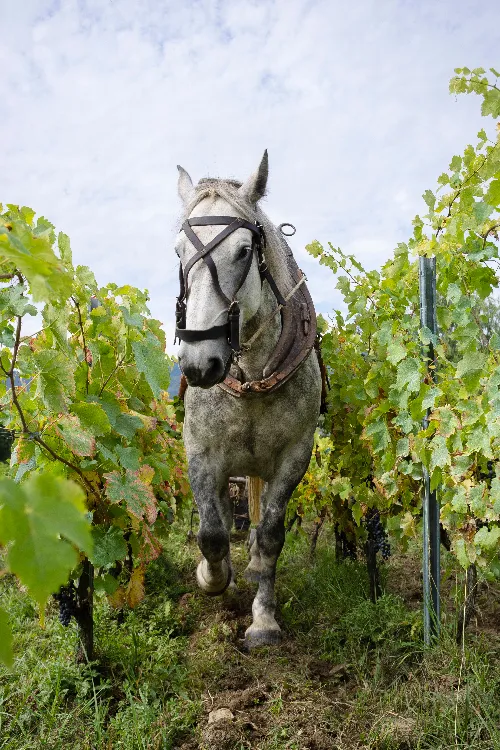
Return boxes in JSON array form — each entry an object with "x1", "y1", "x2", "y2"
[{"x1": 278, "y1": 223, "x2": 296, "y2": 237}]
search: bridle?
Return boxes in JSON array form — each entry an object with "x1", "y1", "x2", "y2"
[{"x1": 174, "y1": 215, "x2": 286, "y2": 354}]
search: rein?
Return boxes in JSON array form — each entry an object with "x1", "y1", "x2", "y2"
[{"x1": 174, "y1": 216, "x2": 286, "y2": 354}]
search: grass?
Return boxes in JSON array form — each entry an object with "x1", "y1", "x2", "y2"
[{"x1": 2, "y1": 515, "x2": 500, "y2": 748}]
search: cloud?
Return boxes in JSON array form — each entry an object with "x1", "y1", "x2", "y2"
[{"x1": 1, "y1": 0, "x2": 498, "y2": 347}]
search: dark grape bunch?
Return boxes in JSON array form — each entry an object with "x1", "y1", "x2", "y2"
[
  {"x1": 366, "y1": 509, "x2": 391, "y2": 560},
  {"x1": 54, "y1": 583, "x2": 77, "y2": 627}
]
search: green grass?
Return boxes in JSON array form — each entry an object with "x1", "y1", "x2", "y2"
[{"x1": 2, "y1": 517, "x2": 500, "y2": 748}]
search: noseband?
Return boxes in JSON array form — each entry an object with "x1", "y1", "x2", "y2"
[{"x1": 174, "y1": 216, "x2": 286, "y2": 353}]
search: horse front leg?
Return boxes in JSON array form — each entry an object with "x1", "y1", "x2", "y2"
[
  {"x1": 244, "y1": 442, "x2": 312, "y2": 649},
  {"x1": 188, "y1": 456, "x2": 232, "y2": 596}
]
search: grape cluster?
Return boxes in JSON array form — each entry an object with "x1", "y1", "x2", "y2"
[
  {"x1": 366, "y1": 510, "x2": 391, "y2": 560},
  {"x1": 54, "y1": 584, "x2": 77, "y2": 627}
]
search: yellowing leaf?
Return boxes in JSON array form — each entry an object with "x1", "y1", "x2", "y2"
[
  {"x1": 126, "y1": 566, "x2": 145, "y2": 608},
  {"x1": 56, "y1": 414, "x2": 96, "y2": 457},
  {"x1": 104, "y1": 469, "x2": 158, "y2": 524}
]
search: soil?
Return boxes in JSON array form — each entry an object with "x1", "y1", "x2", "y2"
[{"x1": 176, "y1": 533, "x2": 500, "y2": 749}]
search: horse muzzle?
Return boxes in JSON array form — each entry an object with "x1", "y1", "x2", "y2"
[{"x1": 178, "y1": 350, "x2": 230, "y2": 389}]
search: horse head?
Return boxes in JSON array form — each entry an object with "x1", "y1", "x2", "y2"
[{"x1": 174, "y1": 151, "x2": 269, "y2": 388}]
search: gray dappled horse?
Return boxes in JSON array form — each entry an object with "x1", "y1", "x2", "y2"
[{"x1": 174, "y1": 151, "x2": 322, "y2": 648}]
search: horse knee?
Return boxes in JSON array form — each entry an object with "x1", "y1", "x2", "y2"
[{"x1": 197, "y1": 526, "x2": 229, "y2": 562}]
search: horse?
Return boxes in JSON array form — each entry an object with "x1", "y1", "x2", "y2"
[{"x1": 174, "y1": 150, "x2": 322, "y2": 648}]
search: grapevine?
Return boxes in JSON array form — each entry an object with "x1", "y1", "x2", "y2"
[
  {"x1": 297, "y1": 66, "x2": 500, "y2": 584},
  {"x1": 0, "y1": 205, "x2": 191, "y2": 665}
]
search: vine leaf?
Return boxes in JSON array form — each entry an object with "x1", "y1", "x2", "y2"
[
  {"x1": 396, "y1": 358, "x2": 421, "y2": 393},
  {"x1": 56, "y1": 414, "x2": 96, "y2": 457},
  {"x1": 104, "y1": 467, "x2": 158, "y2": 524},
  {"x1": 131, "y1": 340, "x2": 170, "y2": 397},
  {"x1": 126, "y1": 565, "x2": 145, "y2": 608},
  {"x1": 91, "y1": 525, "x2": 128, "y2": 567},
  {"x1": 0, "y1": 474, "x2": 92, "y2": 607},
  {"x1": 70, "y1": 402, "x2": 111, "y2": 437}
]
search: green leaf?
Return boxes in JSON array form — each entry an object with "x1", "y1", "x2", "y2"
[
  {"x1": 481, "y1": 88, "x2": 500, "y2": 118},
  {"x1": 473, "y1": 201, "x2": 493, "y2": 223},
  {"x1": 114, "y1": 413, "x2": 144, "y2": 441},
  {"x1": 396, "y1": 358, "x2": 421, "y2": 394},
  {"x1": 0, "y1": 474, "x2": 92, "y2": 606},
  {"x1": 352, "y1": 501, "x2": 362, "y2": 526},
  {"x1": 490, "y1": 333, "x2": 500, "y2": 350},
  {"x1": 131, "y1": 341, "x2": 170, "y2": 397},
  {"x1": 387, "y1": 340, "x2": 407, "y2": 366},
  {"x1": 0, "y1": 608, "x2": 13, "y2": 668},
  {"x1": 429, "y1": 435, "x2": 450, "y2": 472},
  {"x1": 485, "y1": 179, "x2": 500, "y2": 207},
  {"x1": 396, "y1": 437, "x2": 409, "y2": 457},
  {"x1": 94, "y1": 573, "x2": 120, "y2": 594},
  {"x1": 454, "y1": 538, "x2": 471, "y2": 569},
  {"x1": 90, "y1": 525, "x2": 128, "y2": 567},
  {"x1": 431, "y1": 406, "x2": 459, "y2": 437},
  {"x1": 120, "y1": 306, "x2": 143, "y2": 328},
  {"x1": 35, "y1": 350, "x2": 75, "y2": 412},
  {"x1": 451, "y1": 486, "x2": 468, "y2": 513},
  {"x1": 455, "y1": 352, "x2": 487, "y2": 379},
  {"x1": 446, "y1": 283, "x2": 462, "y2": 304},
  {"x1": 56, "y1": 414, "x2": 96, "y2": 457},
  {"x1": 475, "y1": 525, "x2": 500, "y2": 551},
  {"x1": 392, "y1": 411, "x2": 414, "y2": 434},
  {"x1": 469, "y1": 483, "x2": 487, "y2": 516},
  {"x1": 114, "y1": 445, "x2": 141, "y2": 471},
  {"x1": 364, "y1": 419, "x2": 390, "y2": 453},
  {"x1": 422, "y1": 387, "x2": 442, "y2": 410},
  {"x1": 466, "y1": 426, "x2": 492, "y2": 457},
  {"x1": 0, "y1": 218, "x2": 73, "y2": 303},
  {"x1": 0, "y1": 284, "x2": 37, "y2": 318},
  {"x1": 491, "y1": 478, "x2": 500, "y2": 514},
  {"x1": 58, "y1": 232, "x2": 72, "y2": 267},
  {"x1": 419, "y1": 326, "x2": 437, "y2": 346},
  {"x1": 70, "y1": 402, "x2": 111, "y2": 437},
  {"x1": 422, "y1": 190, "x2": 436, "y2": 211}
]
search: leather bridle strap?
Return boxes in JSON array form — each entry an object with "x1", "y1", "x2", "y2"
[{"x1": 175, "y1": 215, "x2": 285, "y2": 353}]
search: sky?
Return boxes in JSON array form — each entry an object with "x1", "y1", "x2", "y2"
[{"x1": 2, "y1": 0, "x2": 499, "y2": 349}]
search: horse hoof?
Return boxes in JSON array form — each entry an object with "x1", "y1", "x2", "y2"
[
  {"x1": 197, "y1": 559, "x2": 232, "y2": 596},
  {"x1": 244, "y1": 625, "x2": 282, "y2": 649},
  {"x1": 243, "y1": 566, "x2": 261, "y2": 583}
]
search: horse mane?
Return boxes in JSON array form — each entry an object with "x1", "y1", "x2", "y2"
[{"x1": 180, "y1": 177, "x2": 296, "y2": 296}]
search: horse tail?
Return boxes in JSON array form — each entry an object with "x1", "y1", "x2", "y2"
[{"x1": 247, "y1": 476, "x2": 265, "y2": 524}]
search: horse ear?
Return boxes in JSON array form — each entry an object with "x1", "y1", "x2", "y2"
[
  {"x1": 177, "y1": 165, "x2": 195, "y2": 205},
  {"x1": 237, "y1": 150, "x2": 268, "y2": 204}
]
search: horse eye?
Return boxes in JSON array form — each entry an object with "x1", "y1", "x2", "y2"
[{"x1": 237, "y1": 246, "x2": 251, "y2": 260}]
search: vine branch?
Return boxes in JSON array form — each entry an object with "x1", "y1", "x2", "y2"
[{"x1": 71, "y1": 296, "x2": 90, "y2": 394}]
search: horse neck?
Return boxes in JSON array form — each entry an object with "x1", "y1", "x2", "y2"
[
  {"x1": 237, "y1": 280, "x2": 282, "y2": 381},
  {"x1": 236, "y1": 223, "x2": 292, "y2": 382}
]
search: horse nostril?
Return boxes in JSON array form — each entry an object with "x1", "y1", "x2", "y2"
[
  {"x1": 180, "y1": 362, "x2": 201, "y2": 385},
  {"x1": 204, "y1": 357, "x2": 224, "y2": 383}
]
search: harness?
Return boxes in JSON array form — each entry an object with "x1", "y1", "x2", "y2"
[
  {"x1": 174, "y1": 216, "x2": 285, "y2": 353},
  {"x1": 174, "y1": 213, "x2": 318, "y2": 397}
]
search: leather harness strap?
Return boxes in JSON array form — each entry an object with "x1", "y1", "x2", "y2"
[
  {"x1": 175, "y1": 216, "x2": 272, "y2": 352},
  {"x1": 174, "y1": 213, "x2": 318, "y2": 398}
]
